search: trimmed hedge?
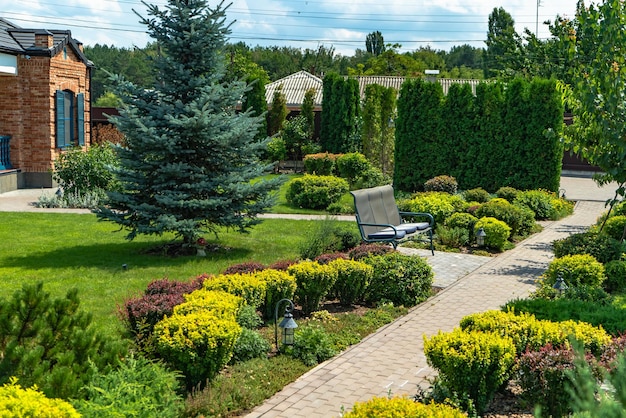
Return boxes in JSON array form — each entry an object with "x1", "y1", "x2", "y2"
[
  {"x1": 285, "y1": 175, "x2": 349, "y2": 209},
  {"x1": 344, "y1": 396, "x2": 466, "y2": 417}
]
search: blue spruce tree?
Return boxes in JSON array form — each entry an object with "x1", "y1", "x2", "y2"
[{"x1": 97, "y1": 0, "x2": 282, "y2": 249}]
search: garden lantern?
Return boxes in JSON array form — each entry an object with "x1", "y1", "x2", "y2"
[
  {"x1": 476, "y1": 227, "x2": 487, "y2": 247},
  {"x1": 553, "y1": 274, "x2": 569, "y2": 296},
  {"x1": 274, "y1": 299, "x2": 298, "y2": 351}
]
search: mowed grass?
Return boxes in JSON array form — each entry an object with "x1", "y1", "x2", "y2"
[{"x1": 0, "y1": 212, "x2": 329, "y2": 335}]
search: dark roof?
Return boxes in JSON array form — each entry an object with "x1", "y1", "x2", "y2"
[{"x1": 0, "y1": 17, "x2": 92, "y2": 66}]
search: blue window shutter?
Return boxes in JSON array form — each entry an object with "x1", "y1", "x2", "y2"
[
  {"x1": 77, "y1": 93, "x2": 85, "y2": 146},
  {"x1": 55, "y1": 90, "x2": 65, "y2": 147}
]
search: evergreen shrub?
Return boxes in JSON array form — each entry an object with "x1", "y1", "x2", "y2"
[
  {"x1": 230, "y1": 328, "x2": 271, "y2": 364},
  {"x1": 73, "y1": 356, "x2": 183, "y2": 417},
  {"x1": 602, "y1": 215, "x2": 626, "y2": 241},
  {"x1": 335, "y1": 152, "x2": 370, "y2": 186},
  {"x1": 424, "y1": 328, "x2": 516, "y2": 415},
  {"x1": 299, "y1": 218, "x2": 360, "y2": 260},
  {"x1": 436, "y1": 225, "x2": 470, "y2": 247},
  {"x1": 153, "y1": 290, "x2": 242, "y2": 389},
  {"x1": 286, "y1": 325, "x2": 337, "y2": 366},
  {"x1": 236, "y1": 304, "x2": 263, "y2": 329},
  {"x1": 423, "y1": 175, "x2": 458, "y2": 194},
  {"x1": 549, "y1": 197, "x2": 575, "y2": 220},
  {"x1": 400, "y1": 191, "x2": 467, "y2": 225},
  {"x1": 514, "y1": 190, "x2": 556, "y2": 220},
  {"x1": 257, "y1": 269, "x2": 297, "y2": 320},
  {"x1": 0, "y1": 378, "x2": 80, "y2": 418},
  {"x1": 303, "y1": 153, "x2": 341, "y2": 175},
  {"x1": 348, "y1": 243, "x2": 394, "y2": 260},
  {"x1": 463, "y1": 187, "x2": 491, "y2": 203},
  {"x1": 343, "y1": 396, "x2": 466, "y2": 417},
  {"x1": 445, "y1": 212, "x2": 478, "y2": 236},
  {"x1": 203, "y1": 273, "x2": 267, "y2": 309},
  {"x1": 328, "y1": 258, "x2": 373, "y2": 306},
  {"x1": 354, "y1": 166, "x2": 391, "y2": 189},
  {"x1": 288, "y1": 261, "x2": 338, "y2": 315},
  {"x1": 362, "y1": 252, "x2": 433, "y2": 307},
  {"x1": 552, "y1": 232, "x2": 624, "y2": 264},
  {"x1": 604, "y1": 260, "x2": 626, "y2": 293},
  {"x1": 495, "y1": 186, "x2": 520, "y2": 202},
  {"x1": 542, "y1": 254, "x2": 606, "y2": 289},
  {"x1": 474, "y1": 217, "x2": 511, "y2": 251},
  {"x1": 475, "y1": 198, "x2": 535, "y2": 236},
  {"x1": 285, "y1": 175, "x2": 349, "y2": 209}
]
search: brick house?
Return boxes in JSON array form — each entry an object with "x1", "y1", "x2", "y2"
[{"x1": 0, "y1": 18, "x2": 92, "y2": 191}]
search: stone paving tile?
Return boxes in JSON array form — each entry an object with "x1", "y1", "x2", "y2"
[{"x1": 246, "y1": 200, "x2": 607, "y2": 418}]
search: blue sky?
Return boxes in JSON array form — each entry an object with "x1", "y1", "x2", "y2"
[{"x1": 3, "y1": 0, "x2": 579, "y2": 55}]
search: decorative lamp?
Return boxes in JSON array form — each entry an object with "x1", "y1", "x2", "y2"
[
  {"x1": 476, "y1": 227, "x2": 487, "y2": 247},
  {"x1": 274, "y1": 299, "x2": 298, "y2": 351}
]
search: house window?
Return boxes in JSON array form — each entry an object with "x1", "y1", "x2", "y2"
[{"x1": 55, "y1": 90, "x2": 85, "y2": 148}]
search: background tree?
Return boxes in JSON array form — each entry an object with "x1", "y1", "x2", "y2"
[
  {"x1": 562, "y1": 0, "x2": 626, "y2": 201},
  {"x1": 483, "y1": 7, "x2": 522, "y2": 78},
  {"x1": 366, "y1": 31, "x2": 385, "y2": 56},
  {"x1": 320, "y1": 72, "x2": 361, "y2": 153},
  {"x1": 97, "y1": 0, "x2": 281, "y2": 247},
  {"x1": 301, "y1": 87, "x2": 317, "y2": 141},
  {"x1": 361, "y1": 84, "x2": 396, "y2": 175},
  {"x1": 267, "y1": 86, "x2": 288, "y2": 136}
]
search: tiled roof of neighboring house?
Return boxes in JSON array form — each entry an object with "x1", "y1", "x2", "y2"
[
  {"x1": 355, "y1": 75, "x2": 481, "y2": 96},
  {"x1": 265, "y1": 70, "x2": 323, "y2": 109},
  {"x1": 0, "y1": 17, "x2": 92, "y2": 66}
]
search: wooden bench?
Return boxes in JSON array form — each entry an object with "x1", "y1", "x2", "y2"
[{"x1": 350, "y1": 185, "x2": 435, "y2": 255}]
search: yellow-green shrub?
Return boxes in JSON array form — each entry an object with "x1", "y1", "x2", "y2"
[
  {"x1": 549, "y1": 198, "x2": 574, "y2": 220},
  {"x1": 542, "y1": 254, "x2": 605, "y2": 289},
  {"x1": 602, "y1": 215, "x2": 626, "y2": 241},
  {"x1": 343, "y1": 396, "x2": 466, "y2": 417},
  {"x1": 474, "y1": 217, "x2": 511, "y2": 251},
  {"x1": 460, "y1": 310, "x2": 611, "y2": 356},
  {"x1": 400, "y1": 191, "x2": 468, "y2": 225},
  {"x1": 176, "y1": 289, "x2": 243, "y2": 317},
  {"x1": 328, "y1": 258, "x2": 373, "y2": 306},
  {"x1": 285, "y1": 175, "x2": 349, "y2": 209},
  {"x1": 0, "y1": 378, "x2": 80, "y2": 418},
  {"x1": 288, "y1": 261, "x2": 337, "y2": 315},
  {"x1": 257, "y1": 269, "x2": 297, "y2": 320},
  {"x1": 154, "y1": 291, "x2": 242, "y2": 390},
  {"x1": 424, "y1": 328, "x2": 516, "y2": 415},
  {"x1": 203, "y1": 272, "x2": 266, "y2": 309}
]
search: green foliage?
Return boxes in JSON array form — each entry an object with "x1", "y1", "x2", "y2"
[
  {"x1": 475, "y1": 198, "x2": 535, "y2": 237},
  {"x1": 362, "y1": 252, "x2": 433, "y2": 307},
  {"x1": 344, "y1": 396, "x2": 466, "y2": 417},
  {"x1": 320, "y1": 72, "x2": 361, "y2": 153},
  {"x1": 93, "y1": 91, "x2": 122, "y2": 107},
  {"x1": 285, "y1": 325, "x2": 338, "y2": 366},
  {"x1": 203, "y1": 273, "x2": 267, "y2": 309},
  {"x1": 257, "y1": 269, "x2": 297, "y2": 321},
  {"x1": 96, "y1": 0, "x2": 282, "y2": 245},
  {"x1": 484, "y1": 7, "x2": 521, "y2": 79},
  {"x1": 153, "y1": 291, "x2": 242, "y2": 390},
  {"x1": 348, "y1": 243, "x2": 395, "y2": 260},
  {"x1": 353, "y1": 166, "x2": 391, "y2": 189},
  {"x1": 513, "y1": 189, "x2": 557, "y2": 220},
  {"x1": 474, "y1": 217, "x2": 511, "y2": 251},
  {"x1": 73, "y1": 356, "x2": 183, "y2": 417},
  {"x1": 0, "y1": 282, "x2": 124, "y2": 400},
  {"x1": 0, "y1": 378, "x2": 80, "y2": 418},
  {"x1": 265, "y1": 137, "x2": 286, "y2": 170},
  {"x1": 553, "y1": 231, "x2": 624, "y2": 264},
  {"x1": 230, "y1": 328, "x2": 271, "y2": 364},
  {"x1": 303, "y1": 152, "x2": 340, "y2": 175},
  {"x1": 299, "y1": 217, "x2": 360, "y2": 260},
  {"x1": 285, "y1": 175, "x2": 350, "y2": 210},
  {"x1": 516, "y1": 344, "x2": 578, "y2": 418},
  {"x1": 336, "y1": 152, "x2": 369, "y2": 186},
  {"x1": 445, "y1": 212, "x2": 478, "y2": 236},
  {"x1": 463, "y1": 187, "x2": 491, "y2": 203},
  {"x1": 283, "y1": 115, "x2": 318, "y2": 162},
  {"x1": 541, "y1": 254, "x2": 606, "y2": 290},
  {"x1": 495, "y1": 186, "x2": 520, "y2": 202},
  {"x1": 424, "y1": 175, "x2": 458, "y2": 194},
  {"x1": 267, "y1": 86, "x2": 288, "y2": 136},
  {"x1": 604, "y1": 260, "x2": 626, "y2": 293},
  {"x1": 328, "y1": 258, "x2": 373, "y2": 306},
  {"x1": 436, "y1": 225, "x2": 470, "y2": 247},
  {"x1": 288, "y1": 261, "x2": 338, "y2": 315},
  {"x1": 236, "y1": 304, "x2": 263, "y2": 329},
  {"x1": 53, "y1": 144, "x2": 119, "y2": 203},
  {"x1": 503, "y1": 297, "x2": 626, "y2": 336},
  {"x1": 603, "y1": 215, "x2": 626, "y2": 241},
  {"x1": 400, "y1": 191, "x2": 467, "y2": 225},
  {"x1": 550, "y1": 197, "x2": 575, "y2": 220},
  {"x1": 360, "y1": 84, "x2": 396, "y2": 175},
  {"x1": 424, "y1": 328, "x2": 516, "y2": 415}
]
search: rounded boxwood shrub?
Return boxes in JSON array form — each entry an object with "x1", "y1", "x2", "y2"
[
  {"x1": 445, "y1": 212, "x2": 478, "y2": 234},
  {"x1": 542, "y1": 254, "x2": 606, "y2": 289},
  {"x1": 288, "y1": 261, "x2": 338, "y2": 315},
  {"x1": 354, "y1": 166, "x2": 390, "y2": 190},
  {"x1": 552, "y1": 231, "x2": 624, "y2": 264},
  {"x1": 0, "y1": 378, "x2": 80, "y2": 418},
  {"x1": 463, "y1": 187, "x2": 491, "y2": 203},
  {"x1": 203, "y1": 273, "x2": 267, "y2": 309},
  {"x1": 343, "y1": 396, "x2": 466, "y2": 417},
  {"x1": 424, "y1": 175, "x2": 458, "y2": 194},
  {"x1": 303, "y1": 152, "x2": 340, "y2": 175},
  {"x1": 328, "y1": 258, "x2": 373, "y2": 306},
  {"x1": 604, "y1": 260, "x2": 626, "y2": 293},
  {"x1": 424, "y1": 328, "x2": 516, "y2": 415},
  {"x1": 400, "y1": 191, "x2": 468, "y2": 225},
  {"x1": 362, "y1": 252, "x2": 433, "y2": 307},
  {"x1": 285, "y1": 324, "x2": 338, "y2": 366},
  {"x1": 474, "y1": 217, "x2": 511, "y2": 251},
  {"x1": 230, "y1": 328, "x2": 271, "y2": 364},
  {"x1": 495, "y1": 186, "x2": 520, "y2": 202},
  {"x1": 602, "y1": 215, "x2": 626, "y2": 241},
  {"x1": 475, "y1": 198, "x2": 535, "y2": 237},
  {"x1": 285, "y1": 175, "x2": 349, "y2": 209},
  {"x1": 513, "y1": 189, "x2": 555, "y2": 220},
  {"x1": 335, "y1": 152, "x2": 370, "y2": 185},
  {"x1": 257, "y1": 269, "x2": 297, "y2": 320}
]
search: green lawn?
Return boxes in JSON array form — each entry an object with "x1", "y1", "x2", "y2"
[{"x1": 0, "y1": 212, "x2": 331, "y2": 335}]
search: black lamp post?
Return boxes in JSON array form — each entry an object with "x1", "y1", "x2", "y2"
[
  {"x1": 476, "y1": 227, "x2": 487, "y2": 247},
  {"x1": 274, "y1": 298, "x2": 298, "y2": 351}
]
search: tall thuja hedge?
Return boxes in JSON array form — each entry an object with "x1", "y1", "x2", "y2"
[
  {"x1": 361, "y1": 84, "x2": 396, "y2": 175},
  {"x1": 394, "y1": 77, "x2": 563, "y2": 192},
  {"x1": 394, "y1": 78, "x2": 443, "y2": 191},
  {"x1": 320, "y1": 73, "x2": 361, "y2": 153}
]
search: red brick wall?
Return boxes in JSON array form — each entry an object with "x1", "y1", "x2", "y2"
[{"x1": 0, "y1": 43, "x2": 90, "y2": 176}]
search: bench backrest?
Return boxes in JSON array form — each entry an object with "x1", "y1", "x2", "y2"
[{"x1": 350, "y1": 185, "x2": 401, "y2": 236}]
